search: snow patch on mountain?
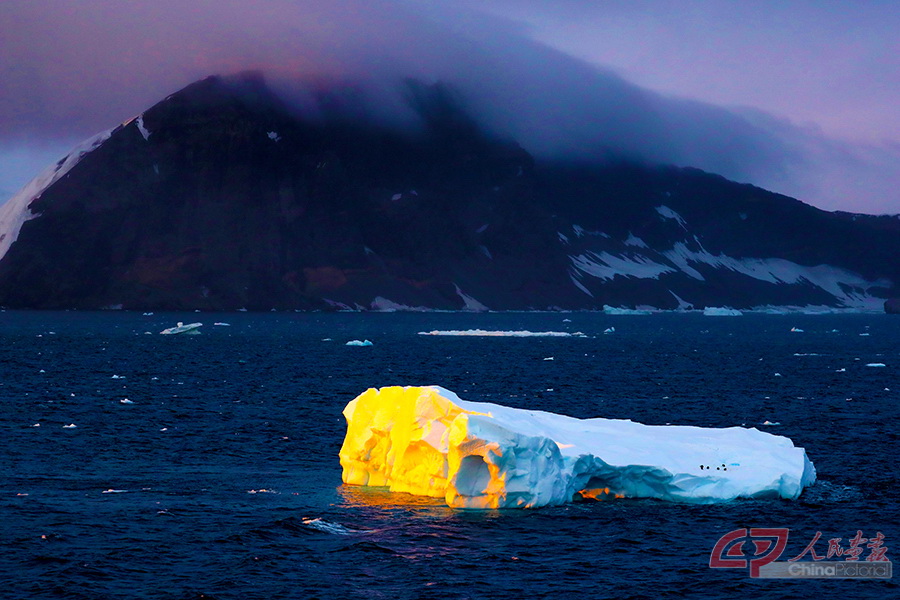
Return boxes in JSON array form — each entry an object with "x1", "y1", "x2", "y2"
[
  {"x1": 662, "y1": 242, "x2": 888, "y2": 306},
  {"x1": 135, "y1": 115, "x2": 151, "y2": 141},
  {"x1": 455, "y1": 284, "x2": 489, "y2": 312},
  {"x1": 0, "y1": 128, "x2": 113, "y2": 262},
  {"x1": 570, "y1": 272, "x2": 593, "y2": 297},
  {"x1": 570, "y1": 251, "x2": 675, "y2": 281},
  {"x1": 370, "y1": 297, "x2": 430, "y2": 312},
  {"x1": 624, "y1": 233, "x2": 649, "y2": 248},
  {"x1": 655, "y1": 205, "x2": 687, "y2": 228}
]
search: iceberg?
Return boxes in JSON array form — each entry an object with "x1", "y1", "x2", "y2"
[
  {"x1": 703, "y1": 307, "x2": 743, "y2": 316},
  {"x1": 339, "y1": 386, "x2": 816, "y2": 509},
  {"x1": 159, "y1": 322, "x2": 202, "y2": 335},
  {"x1": 346, "y1": 339, "x2": 373, "y2": 346}
]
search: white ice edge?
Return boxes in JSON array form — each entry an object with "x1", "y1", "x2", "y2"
[{"x1": 340, "y1": 386, "x2": 817, "y2": 509}]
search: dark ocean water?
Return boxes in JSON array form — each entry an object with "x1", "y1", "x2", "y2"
[{"x1": 1, "y1": 311, "x2": 897, "y2": 599}]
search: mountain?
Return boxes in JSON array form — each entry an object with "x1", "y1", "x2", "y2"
[{"x1": 0, "y1": 74, "x2": 898, "y2": 311}]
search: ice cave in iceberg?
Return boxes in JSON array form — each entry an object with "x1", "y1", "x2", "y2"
[{"x1": 339, "y1": 386, "x2": 816, "y2": 509}]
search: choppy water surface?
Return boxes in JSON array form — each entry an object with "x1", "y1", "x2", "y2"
[{"x1": 1, "y1": 311, "x2": 897, "y2": 599}]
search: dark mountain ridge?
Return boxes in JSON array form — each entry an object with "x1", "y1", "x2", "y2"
[{"x1": 0, "y1": 74, "x2": 896, "y2": 311}]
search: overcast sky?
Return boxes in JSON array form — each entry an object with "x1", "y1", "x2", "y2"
[{"x1": 1, "y1": 0, "x2": 898, "y2": 213}]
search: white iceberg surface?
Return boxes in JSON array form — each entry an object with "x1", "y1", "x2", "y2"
[
  {"x1": 703, "y1": 307, "x2": 743, "y2": 316},
  {"x1": 339, "y1": 386, "x2": 816, "y2": 509},
  {"x1": 346, "y1": 339, "x2": 373, "y2": 346}
]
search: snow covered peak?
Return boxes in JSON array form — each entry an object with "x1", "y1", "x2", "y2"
[{"x1": 0, "y1": 129, "x2": 113, "y2": 263}]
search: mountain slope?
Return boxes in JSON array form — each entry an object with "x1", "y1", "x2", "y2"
[{"x1": 0, "y1": 74, "x2": 896, "y2": 311}]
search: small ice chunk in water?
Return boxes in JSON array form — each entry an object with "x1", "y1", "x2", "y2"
[
  {"x1": 63, "y1": 424, "x2": 77, "y2": 429},
  {"x1": 603, "y1": 327, "x2": 615, "y2": 334},
  {"x1": 120, "y1": 398, "x2": 134, "y2": 404},
  {"x1": 790, "y1": 327, "x2": 804, "y2": 333},
  {"x1": 346, "y1": 340, "x2": 373, "y2": 346},
  {"x1": 866, "y1": 363, "x2": 886, "y2": 367},
  {"x1": 302, "y1": 518, "x2": 354, "y2": 535}
]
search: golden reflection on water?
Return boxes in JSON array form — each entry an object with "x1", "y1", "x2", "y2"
[
  {"x1": 335, "y1": 485, "x2": 506, "y2": 521},
  {"x1": 337, "y1": 485, "x2": 446, "y2": 510}
]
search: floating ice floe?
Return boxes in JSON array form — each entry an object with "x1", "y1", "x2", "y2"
[
  {"x1": 603, "y1": 327, "x2": 615, "y2": 334},
  {"x1": 761, "y1": 420, "x2": 781, "y2": 426},
  {"x1": 160, "y1": 322, "x2": 202, "y2": 335},
  {"x1": 417, "y1": 329, "x2": 585, "y2": 337},
  {"x1": 703, "y1": 307, "x2": 743, "y2": 316},
  {"x1": 63, "y1": 424, "x2": 77, "y2": 429},
  {"x1": 213, "y1": 322, "x2": 231, "y2": 326},
  {"x1": 120, "y1": 398, "x2": 134, "y2": 404},
  {"x1": 790, "y1": 327, "x2": 804, "y2": 333},
  {"x1": 346, "y1": 339, "x2": 374, "y2": 347},
  {"x1": 866, "y1": 363, "x2": 886, "y2": 368},
  {"x1": 102, "y1": 489, "x2": 127, "y2": 494},
  {"x1": 339, "y1": 386, "x2": 816, "y2": 509},
  {"x1": 603, "y1": 305, "x2": 652, "y2": 315}
]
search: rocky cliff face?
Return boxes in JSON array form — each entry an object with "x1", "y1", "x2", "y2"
[{"x1": 0, "y1": 74, "x2": 897, "y2": 311}]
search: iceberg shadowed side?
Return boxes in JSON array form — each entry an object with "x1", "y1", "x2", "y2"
[{"x1": 339, "y1": 386, "x2": 816, "y2": 509}]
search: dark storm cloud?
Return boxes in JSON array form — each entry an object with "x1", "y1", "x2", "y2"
[{"x1": 1, "y1": 0, "x2": 897, "y2": 212}]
